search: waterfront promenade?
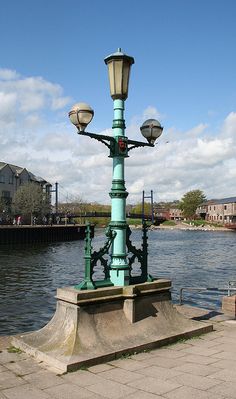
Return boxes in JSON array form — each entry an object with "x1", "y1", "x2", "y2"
[{"x1": 0, "y1": 306, "x2": 236, "y2": 398}]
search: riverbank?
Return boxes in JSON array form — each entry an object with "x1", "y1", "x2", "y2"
[
  {"x1": 133, "y1": 222, "x2": 232, "y2": 232},
  {"x1": 0, "y1": 305, "x2": 235, "y2": 398},
  {"x1": 0, "y1": 224, "x2": 94, "y2": 244}
]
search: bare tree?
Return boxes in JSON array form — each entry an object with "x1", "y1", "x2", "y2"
[{"x1": 12, "y1": 182, "x2": 51, "y2": 224}]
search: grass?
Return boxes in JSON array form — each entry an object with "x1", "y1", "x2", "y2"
[
  {"x1": 127, "y1": 218, "x2": 142, "y2": 225},
  {"x1": 161, "y1": 220, "x2": 177, "y2": 226},
  {"x1": 7, "y1": 346, "x2": 22, "y2": 354},
  {"x1": 184, "y1": 219, "x2": 224, "y2": 228}
]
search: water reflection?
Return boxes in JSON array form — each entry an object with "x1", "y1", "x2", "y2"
[{"x1": 0, "y1": 229, "x2": 235, "y2": 335}]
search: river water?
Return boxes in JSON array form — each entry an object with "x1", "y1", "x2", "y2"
[{"x1": 0, "y1": 228, "x2": 235, "y2": 335}]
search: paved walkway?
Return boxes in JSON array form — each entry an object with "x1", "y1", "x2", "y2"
[{"x1": 0, "y1": 308, "x2": 236, "y2": 398}]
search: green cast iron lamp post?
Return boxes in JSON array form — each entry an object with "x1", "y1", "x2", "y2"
[{"x1": 69, "y1": 48, "x2": 163, "y2": 288}]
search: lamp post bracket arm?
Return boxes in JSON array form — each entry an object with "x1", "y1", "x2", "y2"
[
  {"x1": 127, "y1": 139, "x2": 154, "y2": 152},
  {"x1": 78, "y1": 130, "x2": 115, "y2": 150}
]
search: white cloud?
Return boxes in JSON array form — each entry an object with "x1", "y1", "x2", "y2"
[
  {"x1": 185, "y1": 123, "x2": 208, "y2": 138},
  {"x1": 0, "y1": 92, "x2": 17, "y2": 120},
  {"x1": 0, "y1": 68, "x2": 19, "y2": 80},
  {"x1": 1, "y1": 68, "x2": 236, "y2": 204},
  {"x1": 142, "y1": 106, "x2": 163, "y2": 121},
  {"x1": 0, "y1": 74, "x2": 71, "y2": 116}
]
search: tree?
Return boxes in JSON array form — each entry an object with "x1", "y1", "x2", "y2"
[
  {"x1": 132, "y1": 202, "x2": 150, "y2": 214},
  {"x1": 0, "y1": 198, "x2": 6, "y2": 214},
  {"x1": 179, "y1": 190, "x2": 206, "y2": 219},
  {"x1": 12, "y1": 182, "x2": 51, "y2": 224}
]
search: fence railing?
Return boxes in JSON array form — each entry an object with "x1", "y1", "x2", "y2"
[{"x1": 179, "y1": 281, "x2": 236, "y2": 305}]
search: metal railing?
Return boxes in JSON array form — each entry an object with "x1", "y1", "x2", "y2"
[{"x1": 179, "y1": 281, "x2": 236, "y2": 305}]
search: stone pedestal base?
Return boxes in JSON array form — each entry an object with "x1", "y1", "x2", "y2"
[
  {"x1": 13, "y1": 280, "x2": 213, "y2": 372},
  {"x1": 222, "y1": 295, "x2": 236, "y2": 318}
]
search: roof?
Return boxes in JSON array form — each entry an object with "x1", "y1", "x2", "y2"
[
  {"x1": 213, "y1": 197, "x2": 236, "y2": 204},
  {"x1": 201, "y1": 197, "x2": 236, "y2": 206},
  {"x1": 0, "y1": 161, "x2": 50, "y2": 185}
]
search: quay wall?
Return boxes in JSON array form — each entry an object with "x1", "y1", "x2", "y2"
[{"x1": 0, "y1": 224, "x2": 94, "y2": 244}]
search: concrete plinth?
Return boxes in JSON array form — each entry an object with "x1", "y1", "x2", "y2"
[
  {"x1": 13, "y1": 280, "x2": 213, "y2": 372},
  {"x1": 222, "y1": 295, "x2": 236, "y2": 318}
]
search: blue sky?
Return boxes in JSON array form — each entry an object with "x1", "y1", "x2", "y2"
[{"x1": 0, "y1": 0, "x2": 236, "y2": 203}]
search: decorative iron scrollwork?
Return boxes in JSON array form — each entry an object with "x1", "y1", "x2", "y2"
[
  {"x1": 74, "y1": 223, "x2": 116, "y2": 290},
  {"x1": 126, "y1": 222, "x2": 153, "y2": 284},
  {"x1": 75, "y1": 222, "x2": 153, "y2": 290}
]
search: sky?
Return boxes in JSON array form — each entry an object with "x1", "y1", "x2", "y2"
[{"x1": 0, "y1": 0, "x2": 236, "y2": 205}]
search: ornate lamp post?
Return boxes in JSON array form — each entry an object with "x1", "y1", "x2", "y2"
[{"x1": 69, "y1": 48, "x2": 163, "y2": 288}]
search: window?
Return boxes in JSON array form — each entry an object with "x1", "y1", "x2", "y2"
[
  {"x1": 1, "y1": 191, "x2": 11, "y2": 205},
  {"x1": 0, "y1": 175, "x2": 5, "y2": 183},
  {"x1": 224, "y1": 205, "x2": 227, "y2": 210},
  {"x1": 9, "y1": 176, "x2": 13, "y2": 184},
  {"x1": 2, "y1": 191, "x2": 10, "y2": 198}
]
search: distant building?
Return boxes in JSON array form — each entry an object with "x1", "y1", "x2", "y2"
[
  {"x1": 154, "y1": 207, "x2": 170, "y2": 220},
  {"x1": 206, "y1": 197, "x2": 236, "y2": 224},
  {"x1": 169, "y1": 208, "x2": 183, "y2": 220},
  {"x1": 196, "y1": 197, "x2": 236, "y2": 224},
  {"x1": 0, "y1": 162, "x2": 51, "y2": 207}
]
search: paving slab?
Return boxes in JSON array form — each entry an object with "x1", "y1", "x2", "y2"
[
  {"x1": 106, "y1": 358, "x2": 147, "y2": 371},
  {"x1": 86, "y1": 379, "x2": 137, "y2": 399},
  {"x1": 0, "y1": 350, "x2": 27, "y2": 364},
  {"x1": 98, "y1": 368, "x2": 142, "y2": 384},
  {"x1": 208, "y1": 368, "x2": 236, "y2": 382},
  {"x1": 88, "y1": 363, "x2": 115, "y2": 373},
  {"x1": 208, "y1": 380, "x2": 236, "y2": 398},
  {"x1": 168, "y1": 372, "x2": 222, "y2": 390},
  {"x1": 4, "y1": 358, "x2": 43, "y2": 376},
  {"x1": 211, "y1": 343, "x2": 236, "y2": 352},
  {"x1": 211, "y1": 358, "x2": 236, "y2": 369},
  {"x1": 146, "y1": 347, "x2": 187, "y2": 359},
  {"x1": 164, "y1": 385, "x2": 225, "y2": 399},
  {"x1": 176, "y1": 353, "x2": 220, "y2": 365},
  {"x1": 62, "y1": 370, "x2": 106, "y2": 387},
  {"x1": 0, "y1": 337, "x2": 14, "y2": 351},
  {"x1": 177, "y1": 345, "x2": 223, "y2": 356},
  {"x1": 140, "y1": 355, "x2": 183, "y2": 369},
  {"x1": 211, "y1": 351, "x2": 236, "y2": 361},
  {"x1": 172, "y1": 362, "x2": 221, "y2": 376},
  {"x1": 0, "y1": 392, "x2": 8, "y2": 399},
  {"x1": 123, "y1": 391, "x2": 163, "y2": 399},
  {"x1": 44, "y1": 382, "x2": 97, "y2": 399},
  {"x1": 133, "y1": 364, "x2": 182, "y2": 380},
  {"x1": 128, "y1": 376, "x2": 181, "y2": 395},
  {"x1": 22, "y1": 370, "x2": 64, "y2": 389},
  {"x1": 0, "y1": 370, "x2": 26, "y2": 389},
  {"x1": 2, "y1": 385, "x2": 51, "y2": 399}
]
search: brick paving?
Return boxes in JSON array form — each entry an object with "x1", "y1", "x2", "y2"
[{"x1": 0, "y1": 311, "x2": 236, "y2": 398}]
